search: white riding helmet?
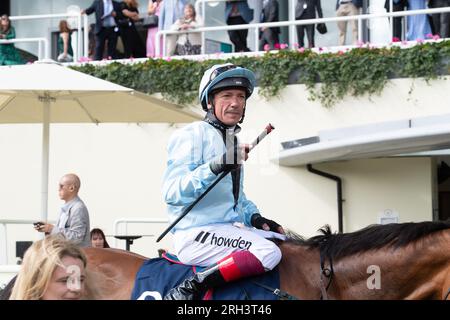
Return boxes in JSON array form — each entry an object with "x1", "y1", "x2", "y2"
[{"x1": 198, "y1": 63, "x2": 256, "y2": 111}]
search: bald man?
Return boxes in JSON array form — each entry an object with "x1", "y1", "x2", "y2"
[{"x1": 35, "y1": 174, "x2": 91, "y2": 247}]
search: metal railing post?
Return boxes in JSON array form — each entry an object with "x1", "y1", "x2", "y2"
[
  {"x1": 254, "y1": 26, "x2": 259, "y2": 51},
  {"x1": 76, "y1": 13, "x2": 82, "y2": 62},
  {"x1": 83, "y1": 15, "x2": 89, "y2": 58}
]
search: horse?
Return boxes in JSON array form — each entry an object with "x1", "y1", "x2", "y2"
[{"x1": 2, "y1": 220, "x2": 450, "y2": 300}]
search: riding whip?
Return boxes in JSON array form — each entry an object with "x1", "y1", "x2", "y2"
[{"x1": 156, "y1": 124, "x2": 275, "y2": 242}]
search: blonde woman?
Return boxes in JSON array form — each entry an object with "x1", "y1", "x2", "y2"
[
  {"x1": 9, "y1": 235, "x2": 89, "y2": 300},
  {"x1": 170, "y1": 3, "x2": 203, "y2": 55}
]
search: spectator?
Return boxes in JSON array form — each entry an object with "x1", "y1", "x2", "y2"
[
  {"x1": 335, "y1": 0, "x2": 362, "y2": 45},
  {"x1": 428, "y1": 0, "x2": 450, "y2": 38},
  {"x1": 161, "y1": 63, "x2": 285, "y2": 300},
  {"x1": 117, "y1": 0, "x2": 146, "y2": 58},
  {"x1": 406, "y1": 0, "x2": 432, "y2": 41},
  {"x1": 296, "y1": 0, "x2": 323, "y2": 49},
  {"x1": 259, "y1": 0, "x2": 280, "y2": 51},
  {"x1": 384, "y1": 0, "x2": 408, "y2": 40},
  {"x1": 57, "y1": 20, "x2": 74, "y2": 63},
  {"x1": 225, "y1": 1, "x2": 254, "y2": 52},
  {"x1": 35, "y1": 173, "x2": 91, "y2": 247},
  {"x1": 82, "y1": 0, "x2": 121, "y2": 60},
  {"x1": 158, "y1": 0, "x2": 189, "y2": 56},
  {"x1": 171, "y1": 3, "x2": 203, "y2": 55},
  {"x1": 9, "y1": 235, "x2": 88, "y2": 300},
  {"x1": 146, "y1": 0, "x2": 164, "y2": 57},
  {"x1": 90, "y1": 228, "x2": 110, "y2": 248},
  {"x1": 0, "y1": 14, "x2": 24, "y2": 65}
]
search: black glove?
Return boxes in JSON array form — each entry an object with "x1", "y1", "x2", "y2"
[
  {"x1": 251, "y1": 214, "x2": 283, "y2": 234},
  {"x1": 209, "y1": 144, "x2": 247, "y2": 175}
]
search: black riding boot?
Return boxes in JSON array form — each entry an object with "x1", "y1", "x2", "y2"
[{"x1": 163, "y1": 264, "x2": 226, "y2": 300}]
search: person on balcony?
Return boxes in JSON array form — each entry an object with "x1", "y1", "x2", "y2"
[
  {"x1": 406, "y1": 0, "x2": 432, "y2": 41},
  {"x1": 428, "y1": 0, "x2": 450, "y2": 38},
  {"x1": 146, "y1": 0, "x2": 164, "y2": 57},
  {"x1": 57, "y1": 20, "x2": 74, "y2": 63},
  {"x1": 0, "y1": 14, "x2": 25, "y2": 65},
  {"x1": 259, "y1": 0, "x2": 280, "y2": 51},
  {"x1": 171, "y1": 3, "x2": 203, "y2": 55},
  {"x1": 335, "y1": 0, "x2": 362, "y2": 46},
  {"x1": 82, "y1": 0, "x2": 121, "y2": 60},
  {"x1": 296, "y1": 0, "x2": 324, "y2": 48},
  {"x1": 117, "y1": 0, "x2": 146, "y2": 58},
  {"x1": 225, "y1": 1, "x2": 254, "y2": 52},
  {"x1": 159, "y1": 0, "x2": 189, "y2": 56}
]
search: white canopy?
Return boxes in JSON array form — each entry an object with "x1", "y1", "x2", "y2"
[{"x1": 277, "y1": 114, "x2": 450, "y2": 167}]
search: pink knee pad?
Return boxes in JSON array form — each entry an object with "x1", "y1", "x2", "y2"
[{"x1": 217, "y1": 251, "x2": 265, "y2": 282}]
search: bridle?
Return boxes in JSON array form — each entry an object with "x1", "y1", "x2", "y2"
[{"x1": 319, "y1": 238, "x2": 334, "y2": 300}]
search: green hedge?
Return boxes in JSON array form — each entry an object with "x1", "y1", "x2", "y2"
[{"x1": 72, "y1": 40, "x2": 450, "y2": 108}]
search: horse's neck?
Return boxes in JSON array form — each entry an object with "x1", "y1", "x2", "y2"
[
  {"x1": 329, "y1": 229, "x2": 450, "y2": 299},
  {"x1": 279, "y1": 243, "x2": 322, "y2": 299}
]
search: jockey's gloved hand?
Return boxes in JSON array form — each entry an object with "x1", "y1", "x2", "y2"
[
  {"x1": 209, "y1": 144, "x2": 250, "y2": 175},
  {"x1": 251, "y1": 214, "x2": 285, "y2": 234}
]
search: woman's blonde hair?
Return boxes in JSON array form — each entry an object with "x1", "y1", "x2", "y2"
[{"x1": 9, "y1": 235, "x2": 87, "y2": 300}]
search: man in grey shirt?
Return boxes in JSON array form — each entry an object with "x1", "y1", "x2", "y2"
[{"x1": 35, "y1": 174, "x2": 91, "y2": 247}]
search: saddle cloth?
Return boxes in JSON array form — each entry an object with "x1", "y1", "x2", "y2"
[{"x1": 130, "y1": 253, "x2": 280, "y2": 300}]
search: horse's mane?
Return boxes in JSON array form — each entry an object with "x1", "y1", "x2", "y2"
[{"x1": 285, "y1": 220, "x2": 450, "y2": 260}]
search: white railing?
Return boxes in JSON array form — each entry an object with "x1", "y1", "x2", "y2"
[
  {"x1": 156, "y1": 6, "x2": 450, "y2": 57},
  {"x1": 10, "y1": 13, "x2": 89, "y2": 61},
  {"x1": 0, "y1": 37, "x2": 49, "y2": 61},
  {"x1": 113, "y1": 218, "x2": 168, "y2": 248},
  {"x1": 0, "y1": 219, "x2": 55, "y2": 265},
  {"x1": 0, "y1": 265, "x2": 20, "y2": 288}
]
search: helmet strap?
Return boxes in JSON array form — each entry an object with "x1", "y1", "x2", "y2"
[{"x1": 239, "y1": 103, "x2": 246, "y2": 124}]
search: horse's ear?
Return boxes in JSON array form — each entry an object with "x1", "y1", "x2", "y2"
[{"x1": 438, "y1": 161, "x2": 450, "y2": 184}]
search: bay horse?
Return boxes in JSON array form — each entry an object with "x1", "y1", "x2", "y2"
[{"x1": 2, "y1": 221, "x2": 450, "y2": 300}]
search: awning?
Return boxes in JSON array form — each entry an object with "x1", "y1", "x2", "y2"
[{"x1": 276, "y1": 114, "x2": 450, "y2": 167}]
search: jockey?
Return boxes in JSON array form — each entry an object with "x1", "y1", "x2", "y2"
[{"x1": 162, "y1": 63, "x2": 285, "y2": 300}]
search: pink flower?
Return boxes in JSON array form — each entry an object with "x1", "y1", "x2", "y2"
[
  {"x1": 263, "y1": 44, "x2": 270, "y2": 51},
  {"x1": 357, "y1": 40, "x2": 364, "y2": 47},
  {"x1": 432, "y1": 34, "x2": 441, "y2": 40},
  {"x1": 416, "y1": 38, "x2": 424, "y2": 44},
  {"x1": 280, "y1": 43, "x2": 288, "y2": 50},
  {"x1": 129, "y1": 56, "x2": 134, "y2": 61},
  {"x1": 293, "y1": 43, "x2": 299, "y2": 49},
  {"x1": 298, "y1": 47, "x2": 305, "y2": 53},
  {"x1": 274, "y1": 43, "x2": 281, "y2": 49},
  {"x1": 392, "y1": 37, "x2": 400, "y2": 43},
  {"x1": 337, "y1": 50, "x2": 344, "y2": 55},
  {"x1": 107, "y1": 56, "x2": 112, "y2": 60},
  {"x1": 426, "y1": 33, "x2": 433, "y2": 39},
  {"x1": 165, "y1": 56, "x2": 172, "y2": 61}
]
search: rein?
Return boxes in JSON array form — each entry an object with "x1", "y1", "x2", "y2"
[
  {"x1": 250, "y1": 280, "x2": 299, "y2": 300},
  {"x1": 445, "y1": 287, "x2": 450, "y2": 300}
]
